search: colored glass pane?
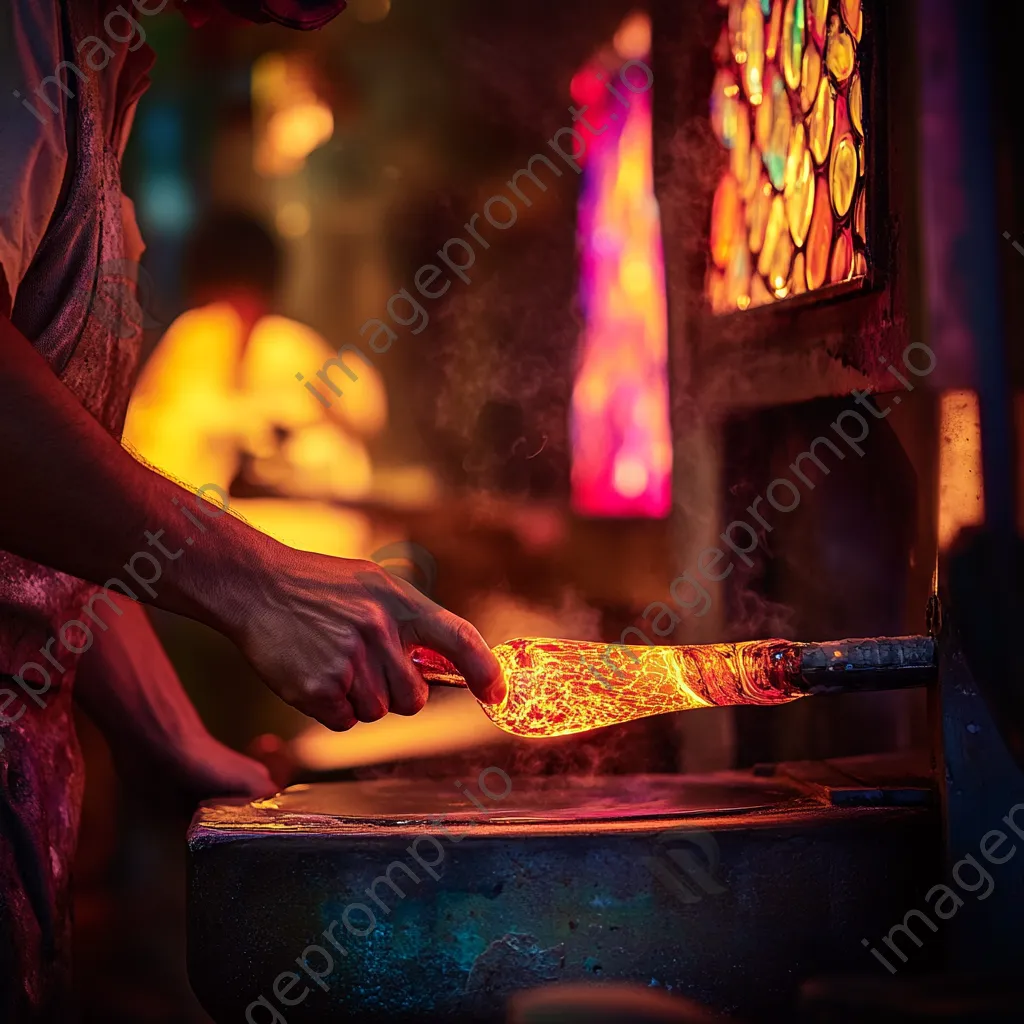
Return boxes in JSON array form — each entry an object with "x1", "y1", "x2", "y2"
[
  {"x1": 711, "y1": 174, "x2": 743, "y2": 269},
  {"x1": 805, "y1": 179, "x2": 832, "y2": 289},
  {"x1": 829, "y1": 133, "x2": 857, "y2": 217},
  {"x1": 782, "y1": 0, "x2": 805, "y2": 91},
  {"x1": 808, "y1": 77, "x2": 834, "y2": 165},
  {"x1": 830, "y1": 227, "x2": 853, "y2": 283},
  {"x1": 757, "y1": 195, "x2": 787, "y2": 278},
  {"x1": 768, "y1": 225, "x2": 794, "y2": 295},
  {"x1": 799, "y1": 41, "x2": 821, "y2": 112},
  {"x1": 708, "y1": 267, "x2": 727, "y2": 313},
  {"x1": 755, "y1": 65, "x2": 780, "y2": 151},
  {"x1": 840, "y1": 0, "x2": 862, "y2": 41},
  {"x1": 750, "y1": 272, "x2": 774, "y2": 307},
  {"x1": 825, "y1": 13, "x2": 854, "y2": 82},
  {"x1": 725, "y1": 240, "x2": 752, "y2": 310},
  {"x1": 850, "y1": 73, "x2": 863, "y2": 136},
  {"x1": 739, "y1": 0, "x2": 766, "y2": 105},
  {"x1": 791, "y1": 252, "x2": 807, "y2": 295},
  {"x1": 740, "y1": 144, "x2": 762, "y2": 202},
  {"x1": 766, "y1": 0, "x2": 782, "y2": 60},
  {"x1": 711, "y1": 69, "x2": 740, "y2": 148},
  {"x1": 808, "y1": 0, "x2": 828, "y2": 45},
  {"x1": 854, "y1": 188, "x2": 866, "y2": 242},
  {"x1": 732, "y1": 102, "x2": 753, "y2": 192},
  {"x1": 748, "y1": 175, "x2": 773, "y2": 253},
  {"x1": 785, "y1": 125, "x2": 815, "y2": 247},
  {"x1": 763, "y1": 75, "x2": 792, "y2": 189}
]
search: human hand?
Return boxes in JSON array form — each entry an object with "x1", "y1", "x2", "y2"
[
  {"x1": 141, "y1": 731, "x2": 277, "y2": 802},
  {"x1": 233, "y1": 545, "x2": 505, "y2": 731}
]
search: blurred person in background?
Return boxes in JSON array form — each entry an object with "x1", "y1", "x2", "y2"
[
  {"x1": 125, "y1": 209, "x2": 387, "y2": 556},
  {"x1": 0, "y1": 1, "x2": 503, "y2": 1019}
]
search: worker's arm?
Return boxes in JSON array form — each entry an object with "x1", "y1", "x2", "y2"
[
  {"x1": 74, "y1": 594, "x2": 275, "y2": 799},
  {"x1": 0, "y1": 315, "x2": 505, "y2": 729}
]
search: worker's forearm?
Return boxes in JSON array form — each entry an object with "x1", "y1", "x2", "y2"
[
  {"x1": 74, "y1": 594, "x2": 207, "y2": 758},
  {"x1": 0, "y1": 315, "x2": 273, "y2": 639}
]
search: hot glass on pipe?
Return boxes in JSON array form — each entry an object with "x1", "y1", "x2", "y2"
[{"x1": 411, "y1": 636, "x2": 936, "y2": 738}]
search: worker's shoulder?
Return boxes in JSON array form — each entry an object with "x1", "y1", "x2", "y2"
[{"x1": 0, "y1": 1, "x2": 69, "y2": 162}]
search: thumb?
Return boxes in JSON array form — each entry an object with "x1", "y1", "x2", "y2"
[{"x1": 406, "y1": 602, "x2": 505, "y2": 705}]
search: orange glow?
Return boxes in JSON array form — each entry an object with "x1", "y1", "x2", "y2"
[
  {"x1": 938, "y1": 390, "x2": 985, "y2": 550},
  {"x1": 293, "y1": 690, "x2": 510, "y2": 771},
  {"x1": 414, "y1": 638, "x2": 805, "y2": 738},
  {"x1": 123, "y1": 303, "x2": 387, "y2": 558},
  {"x1": 265, "y1": 103, "x2": 334, "y2": 169},
  {"x1": 614, "y1": 10, "x2": 652, "y2": 59},
  {"x1": 570, "y1": 13, "x2": 672, "y2": 517},
  {"x1": 253, "y1": 53, "x2": 334, "y2": 177}
]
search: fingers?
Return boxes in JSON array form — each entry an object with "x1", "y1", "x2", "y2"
[
  {"x1": 372, "y1": 620, "x2": 429, "y2": 717},
  {"x1": 346, "y1": 642, "x2": 391, "y2": 724},
  {"x1": 408, "y1": 604, "x2": 505, "y2": 705},
  {"x1": 314, "y1": 692, "x2": 359, "y2": 732}
]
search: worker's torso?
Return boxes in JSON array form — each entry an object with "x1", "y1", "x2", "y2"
[{"x1": 0, "y1": 2, "x2": 152, "y2": 1017}]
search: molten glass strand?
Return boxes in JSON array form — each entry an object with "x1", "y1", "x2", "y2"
[{"x1": 411, "y1": 636, "x2": 934, "y2": 738}]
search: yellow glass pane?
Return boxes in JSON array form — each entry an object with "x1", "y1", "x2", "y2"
[
  {"x1": 850, "y1": 73, "x2": 863, "y2": 136},
  {"x1": 853, "y1": 250, "x2": 867, "y2": 277},
  {"x1": 829, "y1": 130, "x2": 857, "y2": 217},
  {"x1": 708, "y1": 267, "x2": 728, "y2": 313},
  {"x1": 807, "y1": 77, "x2": 834, "y2": 165},
  {"x1": 764, "y1": 76, "x2": 792, "y2": 189},
  {"x1": 755, "y1": 65, "x2": 780, "y2": 152},
  {"x1": 732, "y1": 102, "x2": 753, "y2": 194},
  {"x1": 747, "y1": 174, "x2": 773, "y2": 253},
  {"x1": 791, "y1": 252, "x2": 807, "y2": 295},
  {"x1": 711, "y1": 173, "x2": 743, "y2": 270},
  {"x1": 826, "y1": 13, "x2": 855, "y2": 82},
  {"x1": 830, "y1": 228, "x2": 853, "y2": 283},
  {"x1": 799, "y1": 41, "x2": 821, "y2": 113},
  {"x1": 714, "y1": 23, "x2": 732, "y2": 66},
  {"x1": 808, "y1": 0, "x2": 828, "y2": 45},
  {"x1": 728, "y1": 0, "x2": 744, "y2": 57},
  {"x1": 854, "y1": 187, "x2": 866, "y2": 242},
  {"x1": 725, "y1": 239, "x2": 752, "y2": 310},
  {"x1": 766, "y1": 0, "x2": 783, "y2": 60},
  {"x1": 785, "y1": 125, "x2": 814, "y2": 247},
  {"x1": 769, "y1": 229, "x2": 794, "y2": 295},
  {"x1": 711, "y1": 69, "x2": 740, "y2": 148},
  {"x1": 750, "y1": 272, "x2": 774, "y2": 307},
  {"x1": 741, "y1": 143, "x2": 762, "y2": 202},
  {"x1": 782, "y1": 0, "x2": 805, "y2": 91},
  {"x1": 841, "y1": 0, "x2": 863, "y2": 41},
  {"x1": 806, "y1": 179, "x2": 832, "y2": 289},
  {"x1": 740, "y1": 0, "x2": 766, "y2": 105},
  {"x1": 757, "y1": 195, "x2": 787, "y2": 278}
]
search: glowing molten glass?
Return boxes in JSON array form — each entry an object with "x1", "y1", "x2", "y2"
[
  {"x1": 413, "y1": 637, "x2": 803, "y2": 738},
  {"x1": 569, "y1": 13, "x2": 672, "y2": 517}
]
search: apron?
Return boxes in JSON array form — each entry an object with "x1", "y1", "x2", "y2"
[{"x1": 0, "y1": 2, "x2": 149, "y2": 1017}]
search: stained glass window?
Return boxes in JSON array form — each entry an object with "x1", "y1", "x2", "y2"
[{"x1": 706, "y1": 0, "x2": 868, "y2": 313}]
